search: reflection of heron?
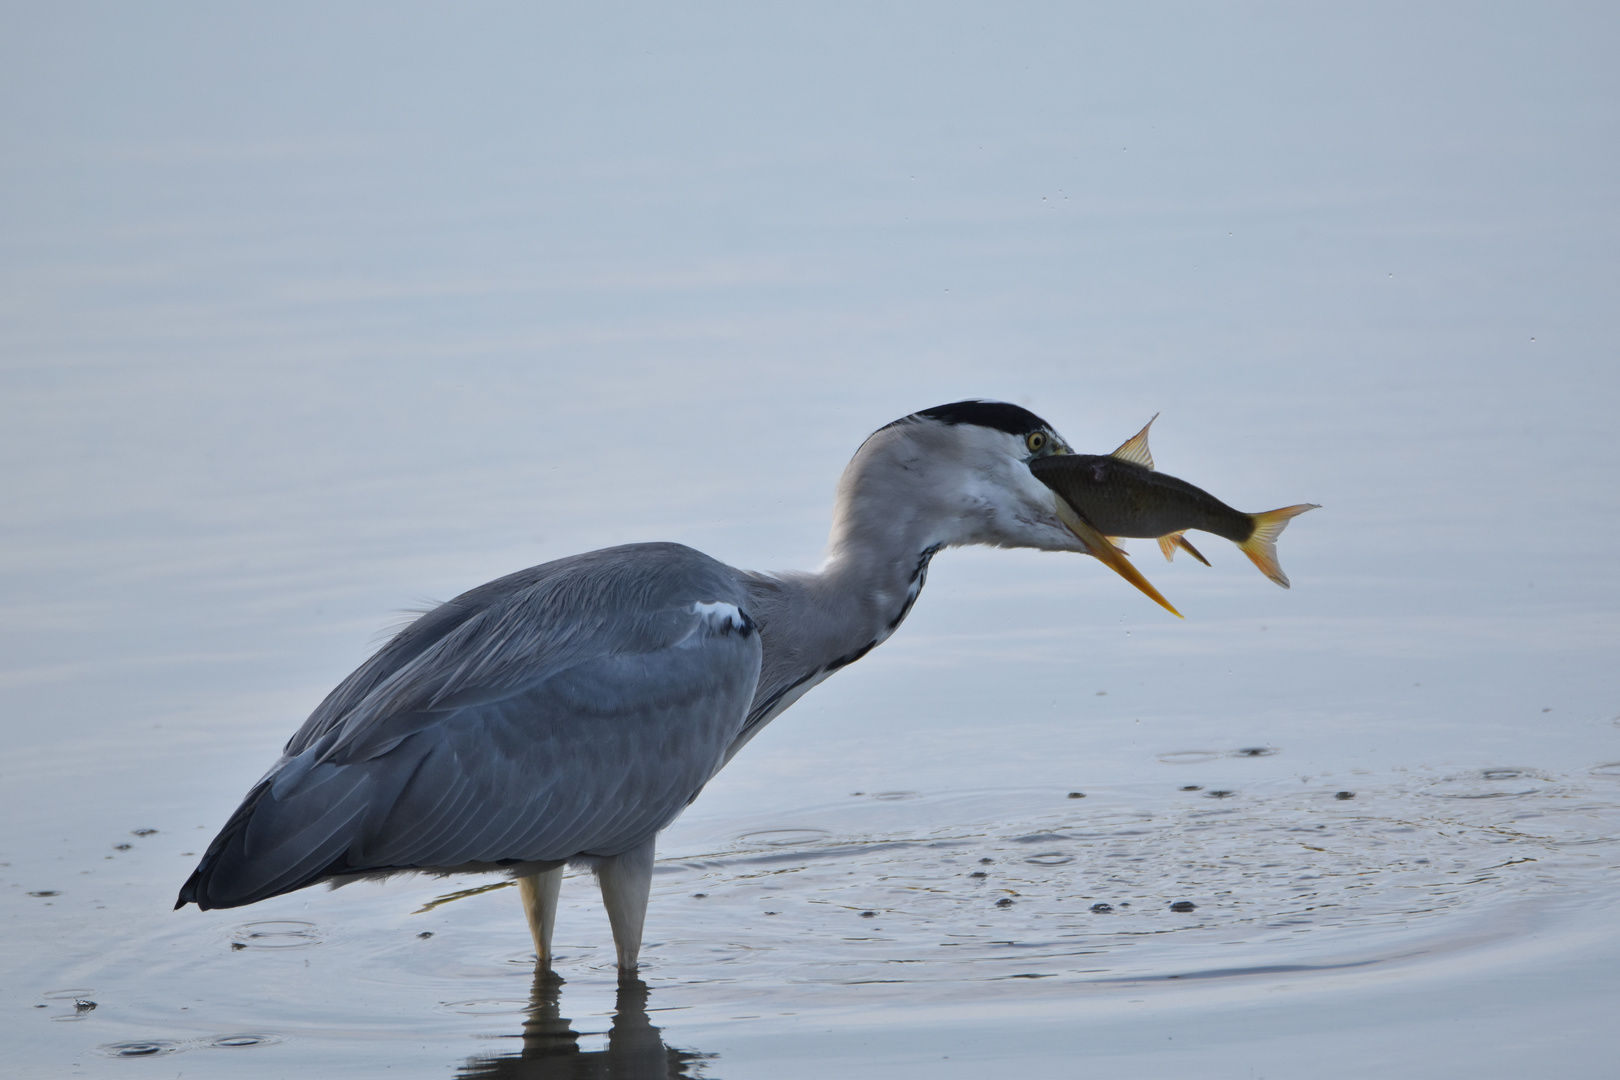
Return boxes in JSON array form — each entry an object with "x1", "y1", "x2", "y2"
[
  {"x1": 178, "y1": 401, "x2": 1147, "y2": 971},
  {"x1": 458, "y1": 972, "x2": 710, "y2": 1079}
]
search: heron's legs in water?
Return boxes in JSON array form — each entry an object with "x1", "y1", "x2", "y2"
[
  {"x1": 596, "y1": 837, "x2": 656, "y2": 971},
  {"x1": 518, "y1": 867, "x2": 564, "y2": 968}
]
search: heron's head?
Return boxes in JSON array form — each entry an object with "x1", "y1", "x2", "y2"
[{"x1": 830, "y1": 400, "x2": 1179, "y2": 614}]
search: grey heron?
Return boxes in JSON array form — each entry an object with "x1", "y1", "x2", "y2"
[{"x1": 177, "y1": 400, "x2": 1166, "y2": 972}]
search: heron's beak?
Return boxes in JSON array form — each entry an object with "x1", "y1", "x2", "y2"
[{"x1": 1052, "y1": 496, "x2": 1183, "y2": 619}]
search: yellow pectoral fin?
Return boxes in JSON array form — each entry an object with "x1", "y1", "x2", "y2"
[
  {"x1": 1056, "y1": 500, "x2": 1183, "y2": 618},
  {"x1": 1156, "y1": 531, "x2": 1211, "y2": 566},
  {"x1": 1176, "y1": 534, "x2": 1212, "y2": 566}
]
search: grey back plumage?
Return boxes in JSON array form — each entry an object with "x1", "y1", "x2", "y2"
[{"x1": 180, "y1": 543, "x2": 762, "y2": 909}]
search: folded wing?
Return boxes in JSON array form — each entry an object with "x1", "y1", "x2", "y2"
[{"x1": 178, "y1": 543, "x2": 762, "y2": 910}]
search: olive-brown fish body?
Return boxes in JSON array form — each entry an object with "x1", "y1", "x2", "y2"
[{"x1": 1029, "y1": 455, "x2": 1255, "y2": 543}]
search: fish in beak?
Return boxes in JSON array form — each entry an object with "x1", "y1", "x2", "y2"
[{"x1": 1034, "y1": 415, "x2": 1319, "y2": 615}]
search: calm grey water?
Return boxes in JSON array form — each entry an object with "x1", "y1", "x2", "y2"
[{"x1": 3, "y1": 4, "x2": 1618, "y2": 1077}]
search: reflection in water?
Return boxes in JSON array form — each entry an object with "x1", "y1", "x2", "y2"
[{"x1": 459, "y1": 971, "x2": 712, "y2": 1079}]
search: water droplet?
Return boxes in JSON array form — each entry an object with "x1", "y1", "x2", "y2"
[{"x1": 995, "y1": 897, "x2": 1015, "y2": 908}]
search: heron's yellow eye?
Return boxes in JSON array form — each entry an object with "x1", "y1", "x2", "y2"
[{"x1": 1026, "y1": 431, "x2": 1047, "y2": 453}]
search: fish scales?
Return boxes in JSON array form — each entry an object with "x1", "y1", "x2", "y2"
[{"x1": 1029, "y1": 455, "x2": 1255, "y2": 542}]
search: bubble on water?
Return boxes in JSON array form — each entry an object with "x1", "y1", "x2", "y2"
[
  {"x1": 1233, "y1": 748, "x2": 1278, "y2": 758},
  {"x1": 1170, "y1": 901, "x2": 1198, "y2": 912},
  {"x1": 1423, "y1": 769, "x2": 1552, "y2": 799},
  {"x1": 230, "y1": 920, "x2": 323, "y2": 949},
  {"x1": 1159, "y1": 751, "x2": 1221, "y2": 765},
  {"x1": 736, "y1": 828, "x2": 832, "y2": 847},
  {"x1": 1335, "y1": 791, "x2": 1357, "y2": 800},
  {"x1": 1205, "y1": 790, "x2": 1237, "y2": 799},
  {"x1": 442, "y1": 999, "x2": 531, "y2": 1016},
  {"x1": 1091, "y1": 903, "x2": 1114, "y2": 913},
  {"x1": 130, "y1": 829, "x2": 158, "y2": 837},
  {"x1": 99, "y1": 1041, "x2": 182, "y2": 1058},
  {"x1": 1023, "y1": 852, "x2": 1074, "y2": 866},
  {"x1": 205, "y1": 1033, "x2": 285, "y2": 1049}
]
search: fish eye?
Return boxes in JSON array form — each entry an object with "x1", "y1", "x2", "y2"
[{"x1": 1025, "y1": 431, "x2": 1047, "y2": 453}]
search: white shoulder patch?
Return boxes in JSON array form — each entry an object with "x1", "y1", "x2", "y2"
[{"x1": 691, "y1": 600, "x2": 750, "y2": 633}]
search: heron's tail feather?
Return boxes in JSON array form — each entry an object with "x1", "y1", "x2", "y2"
[{"x1": 175, "y1": 761, "x2": 392, "y2": 910}]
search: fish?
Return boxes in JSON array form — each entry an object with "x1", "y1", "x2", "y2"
[{"x1": 1031, "y1": 416, "x2": 1318, "y2": 616}]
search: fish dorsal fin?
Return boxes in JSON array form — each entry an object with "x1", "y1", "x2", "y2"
[{"x1": 1110, "y1": 413, "x2": 1158, "y2": 470}]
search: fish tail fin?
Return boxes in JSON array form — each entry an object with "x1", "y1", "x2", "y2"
[{"x1": 1238, "y1": 504, "x2": 1320, "y2": 588}]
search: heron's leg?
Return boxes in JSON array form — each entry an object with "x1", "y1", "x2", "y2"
[
  {"x1": 595, "y1": 837, "x2": 656, "y2": 972},
  {"x1": 518, "y1": 867, "x2": 564, "y2": 968}
]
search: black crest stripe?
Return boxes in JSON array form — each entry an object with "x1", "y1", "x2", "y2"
[{"x1": 916, "y1": 400, "x2": 1051, "y2": 436}]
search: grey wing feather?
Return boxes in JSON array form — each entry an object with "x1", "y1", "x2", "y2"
[{"x1": 179, "y1": 543, "x2": 761, "y2": 910}]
